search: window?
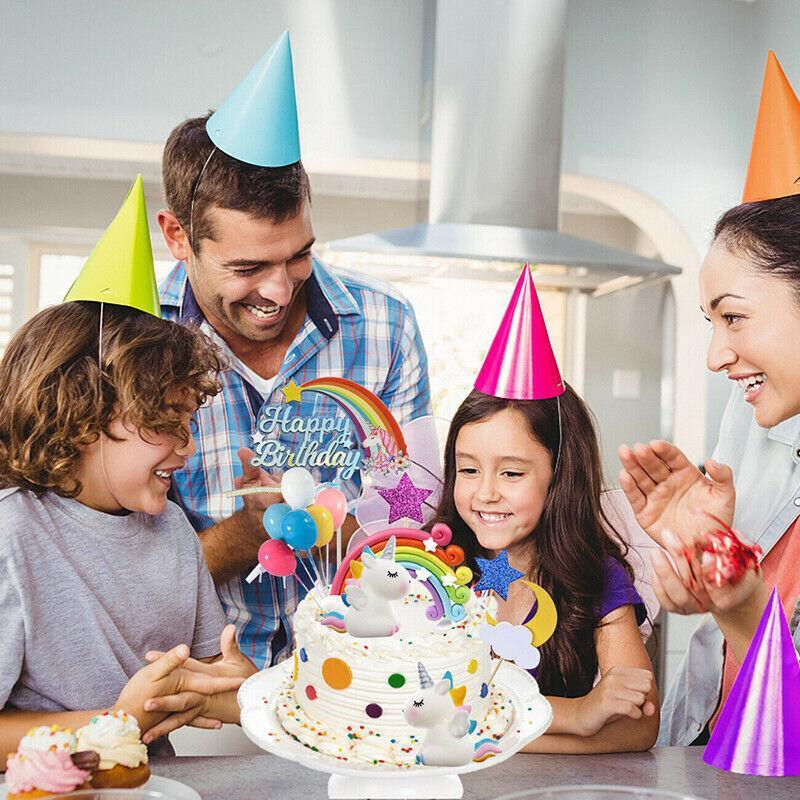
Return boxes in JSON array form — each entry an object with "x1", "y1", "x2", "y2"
[
  {"x1": 37, "y1": 254, "x2": 176, "y2": 312},
  {"x1": 0, "y1": 264, "x2": 14, "y2": 356},
  {"x1": 320, "y1": 249, "x2": 566, "y2": 419}
]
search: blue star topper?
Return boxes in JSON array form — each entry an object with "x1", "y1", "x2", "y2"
[{"x1": 473, "y1": 549, "x2": 524, "y2": 600}]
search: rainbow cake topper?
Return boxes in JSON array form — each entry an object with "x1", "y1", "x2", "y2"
[
  {"x1": 329, "y1": 524, "x2": 473, "y2": 624},
  {"x1": 272, "y1": 376, "x2": 408, "y2": 477}
]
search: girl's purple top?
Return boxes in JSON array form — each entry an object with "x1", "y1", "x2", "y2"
[
  {"x1": 523, "y1": 556, "x2": 646, "y2": 626},
  {"x1": 522, "y1": 557, "x2": 646, "y2": 687}
]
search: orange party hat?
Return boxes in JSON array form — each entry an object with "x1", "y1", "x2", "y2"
[{"x1": 742, "y1": 51, "x2": 800, "y2": 203}]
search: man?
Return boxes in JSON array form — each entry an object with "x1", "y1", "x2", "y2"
[{"x1": 156, "y1": 35, "x2": 431, "y2": 668}]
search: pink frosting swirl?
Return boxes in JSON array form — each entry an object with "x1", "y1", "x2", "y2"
[{"x1": 5, "y1": 749, "x2": 90, "y2": 794}]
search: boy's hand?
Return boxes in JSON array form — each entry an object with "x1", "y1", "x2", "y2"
[
  {"x1": 141, "y1": 626, "x2": 257, "y2": 741},
  {"x1": 115, "y1": 644, "x2": 245, "y2": 737},
  {"x1": 145, "y1": 625, "x2": 258, "y2": 681},
  {"x1": 574, "y1": 667, "x2": 655, "y2": 737},
  {"x1": 236, "y1": 447, "x2": 283, "y2": 514}
]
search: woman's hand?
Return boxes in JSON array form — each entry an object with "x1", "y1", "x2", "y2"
[
  {"x1": 573, "y1": 667, "x2": 656, "y2": 738},
  {"x1": 618, "y1": 440, "x2": 735, "y2": 548},
  {"x1": 650, "y1": 527, "x2": 766, "y2": 618}
]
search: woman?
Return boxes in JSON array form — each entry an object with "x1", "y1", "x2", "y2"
[
  {"x1": 619, "y1": 51, "x2": 800, "y2": 747},
  {"x1": 619, "y1": 194, "x2": 800, "y2": 745}
]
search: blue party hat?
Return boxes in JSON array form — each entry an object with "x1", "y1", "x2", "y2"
[{"x1": 207, "y1": 31, "x2": 301, "y2": 167}]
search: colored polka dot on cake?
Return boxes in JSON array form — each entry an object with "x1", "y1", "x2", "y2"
[
  {"x1": 387, "y1": 673, "x2": 406, "y2": 688},
  {"x1": 365, "y1": 703, "x2": 383, "y2": 719},
  {"x1": 480, "y1": 682, "x2": 489, "y2": 698},
  {"x1": 305, "y1": 684, "x2": 317, "y2": 700},
  {"x1": 322, "y1": 657, "x2": 352, "y2": 689},
  {"x1": 467, "y1": 659, "x2": 478, "y2": 674},
  {"x1": 299, "y1": 648, "x2": 308, "y2": 663}
]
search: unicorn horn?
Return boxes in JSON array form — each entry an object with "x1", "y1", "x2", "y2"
[
  {"x1": 382, "y1": 536, "x2": 397, "y2": 561},
  {"x1": 418, "y1": 662, "x2": 433, "y2": 689}
]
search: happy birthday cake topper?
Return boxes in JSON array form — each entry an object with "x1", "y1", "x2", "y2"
[{"x1": 250, "y1": 377, "x2": 409, "y2": 480}]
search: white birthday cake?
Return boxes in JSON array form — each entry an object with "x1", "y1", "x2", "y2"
[{"x1": 274, "y1": 526, "x2": 521, "y2": 767}]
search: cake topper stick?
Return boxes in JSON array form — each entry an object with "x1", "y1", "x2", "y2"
[
  {"x1": 487, "y1": 656, "x2": 505, "y2": 687},
  {"x1": 224, "y1": 485, "x2": 282, "y2": 498}
]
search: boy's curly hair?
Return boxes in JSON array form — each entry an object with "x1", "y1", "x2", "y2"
[{"x1": 0, "y1": 301, "x2": 223, "y2": 498}]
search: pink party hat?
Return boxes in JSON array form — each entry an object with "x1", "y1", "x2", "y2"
[
  {"x1": 474, "y1": 264, "x2": 565, "y2": 400},
  {"x1": 703, "y1": 588, "x2": 800, "y2": 776}
]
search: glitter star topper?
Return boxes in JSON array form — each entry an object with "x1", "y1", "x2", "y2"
[
  {"x1": 474, "y1": 549, "x2": 524, "y2": 601},
  {"x1": 377, "y1": 473, "x2": 433, "y2": 524}
]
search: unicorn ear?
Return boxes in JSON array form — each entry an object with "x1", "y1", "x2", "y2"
[
  {"x1": 361, "y1": 547, "x2": 377, "y2": 569},
  {"x1": 381, "y1": 536, "x2": 397, "y2": 561},
  {"x1": 434, "y1": 679, "x2": 451, "y2": 696}
]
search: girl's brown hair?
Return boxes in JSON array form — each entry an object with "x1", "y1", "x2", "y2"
[
  {"x1": 0, "y1": 301, "x2": 222, "y2": 498},
  {"x1": 432, "y1": 387, "x2": 633, "y2": 698}
]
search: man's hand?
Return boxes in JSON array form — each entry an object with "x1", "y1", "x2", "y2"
[
  {"x1": 236, "y1": 448, "x2": 283, "y2": 514},
  {"x1": 141, "y1": 625, "x2": 258, "y2": 741},
  {"x1": 618, "y1": 440, "x2": 735, "y2": 548},
  {"x1": 199, "y1": 450, "x2": 283, "y2": 583}
]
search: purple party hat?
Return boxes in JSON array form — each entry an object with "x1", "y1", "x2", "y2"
[{"x1": 703, "y1": 587, "x2": 800, "y2": 776}]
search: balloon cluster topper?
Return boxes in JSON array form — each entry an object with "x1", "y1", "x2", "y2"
[
  {"x1": 329, "y1": 524, "x2": 473, "y2": 624},
  {"x1": 245, "y1": 467, "x2": 347, "y2": 592},
  {"x1": 404, "y1": 662, "x2": 501, "y2": 767}
]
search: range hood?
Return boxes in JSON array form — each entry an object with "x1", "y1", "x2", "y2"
[
  {"x1": 325, "y1": 0, "x2": 680, "y2": 297},
  {"x1": 326, "y1": 222, "x2": 679, "y2": 296}
]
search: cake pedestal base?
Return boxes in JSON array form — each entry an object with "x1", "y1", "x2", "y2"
[{"x1": 328, "y1": 771, "x2": 462, "y2": 799}]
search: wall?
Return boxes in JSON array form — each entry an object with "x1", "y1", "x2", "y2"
[
  {"x1": 561, "y1": 210, "x2": 667, "y2": 484},
  {"x1": 0, "y1": 0, "x2": 433, "y2": 163}
]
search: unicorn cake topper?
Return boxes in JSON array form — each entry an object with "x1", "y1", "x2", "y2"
[
  {"x1": 404, "y1": 662, "x2": 501, "y2": 767},
  {"x1": 342, "y1": 536, "x2": 411, "y2": 638},
  {"x1": 329, "y1": 524, "x2": 473, "y2": 625}
]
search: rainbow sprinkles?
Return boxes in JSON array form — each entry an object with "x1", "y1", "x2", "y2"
[{"x1": 327, "y1": 524, "x2": 473, "y2": 626}]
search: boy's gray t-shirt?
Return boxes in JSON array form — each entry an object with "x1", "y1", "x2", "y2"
[{"x1": 0, "y1": 488, "x2": 227, "y2": 713}]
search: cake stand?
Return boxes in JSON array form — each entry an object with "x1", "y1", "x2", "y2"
[{"x1": 238, "y1": 659, "x2": 552, "y2": 799}]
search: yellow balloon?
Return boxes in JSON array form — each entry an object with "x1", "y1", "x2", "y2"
[
  {"x1": 485, "y1": 581, "x2": 558, "y2": 647},
  {"x1": 307, "y1": 504, "x2": 335, "y2": 547}
]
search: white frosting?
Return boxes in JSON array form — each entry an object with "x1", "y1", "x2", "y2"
[
  {"x1": 281, "y1": 585, "x2": 514, "y2": 766},
  {"x1": 19, "y1": 725, "x2": 77, "y2": 753},
  {"x1": 75, "y1": 711, "x2": 147, "y2": 770}
]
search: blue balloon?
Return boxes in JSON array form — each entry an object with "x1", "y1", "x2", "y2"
[
  {"x1": 281, "y1": 510, "x2": 318, "y2": 551},
  {"x1": 263, "y1": 503, "x2": 291, "y2": 539}
]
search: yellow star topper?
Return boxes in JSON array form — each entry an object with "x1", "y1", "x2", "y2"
[{"x1": 280, "y1": 380, "x2": 303, "y2": 403}]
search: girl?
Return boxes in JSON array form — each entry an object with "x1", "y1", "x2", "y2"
[
  {"x1": 434, "y1": 386, "x2": 659, "y2": 753},
  {"x1": 0, "y1": 301, "x2": 254, "y2": 757}
]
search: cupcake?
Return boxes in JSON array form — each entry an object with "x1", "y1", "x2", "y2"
[
  {"x1": 75, "y1": 710, "x2": 150, "y2": 789},
  {"x1": 17, "y1": 726, "x2": 77, "y2": 755},
  {"x1": 5, "y1": 749, "x2": 92, "y2": 799}
]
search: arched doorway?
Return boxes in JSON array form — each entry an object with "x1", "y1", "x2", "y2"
[{"x1": 561, "y1": 173, "x2": 706, "y2": 465}]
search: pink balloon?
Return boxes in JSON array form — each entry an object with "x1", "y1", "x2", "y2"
[
  {"x1": 315, "y1": 487, "x2": 347, "y2": 528},
  {"x1": 258, "y1": 539, "x2": 297, "y2": 577}
]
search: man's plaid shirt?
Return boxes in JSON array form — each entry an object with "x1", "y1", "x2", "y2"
[{"x1": 160, "y1": 257, "x2": 431, "y2": 666}]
